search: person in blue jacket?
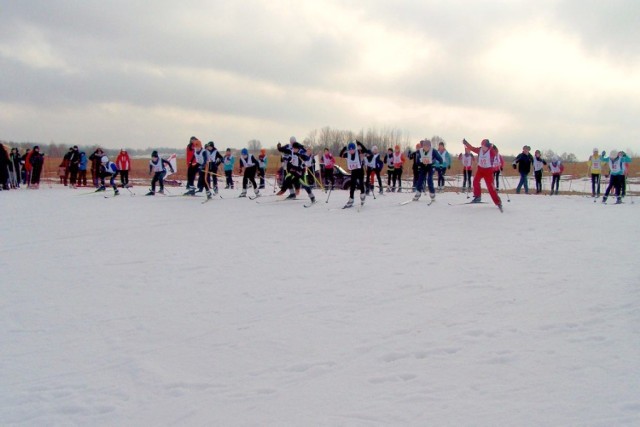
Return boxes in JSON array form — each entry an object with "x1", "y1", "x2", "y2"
[
  {"x1": 435, "y1": 141, "x2": 451, "y2": 193},
  {"x1": 413, "y1": 139, "x2": 443, "y2": 201},
  {"x1": 601, "y1": 150, "x2": 632, "y2": 204},
  {"x1": 78, "y1": 151, "x2": 88, "y2": 186},
  {"x1": 223, "y1": 148, "x2": 235, "y2": 189}
]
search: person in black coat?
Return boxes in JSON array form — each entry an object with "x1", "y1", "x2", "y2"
[{"x1": 512, "y1": 145, "x2": 534, "y2": 194}]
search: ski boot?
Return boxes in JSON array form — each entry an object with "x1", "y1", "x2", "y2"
[
  {"x1": 343, "y1": 198, "x2": 354, "y2": 208},
  {"x1": 114, "y1": 189, "x2": 120, "y2": 196},
  {"x1": 360, "y1": 193, "x2": 366, "y2": 206},
  {"x1": 285, "y1": 193, "x2": 296, "y2": 200},
  {"x1": 412, "y1": 192, "x2": 421, "y2": 201},
  {"x1": 206, "y1": 190, "x2": 212, "y2": 200},
  {"x1": 146, "y1": 190, "x2": 155, "y2": 196},
  {"x1": 615, "y1": 197, "x2": 622, "y2": 204},
  {"x1": 470, "y1": 196, "x2": 482, "y2": 203},
  {"x1": 96, "y1": 185, "x2": 106, "y2": 192},
  {"x1": 213, "y1": 186, "x2": 219, "y2": 195},
  {"x1": 430, "y1": 192, "x2": 436, "y2": 201},
  {"x1": 239, "y1": 190, "x2": 247, "y2": 198},
  {"x1": 157, "y1": 188, "x2": 164, "y2": 195}
]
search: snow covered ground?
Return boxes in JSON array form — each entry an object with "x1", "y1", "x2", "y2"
[{"x1": 1, "y1": 185, "x2": 639, "y2": 426}]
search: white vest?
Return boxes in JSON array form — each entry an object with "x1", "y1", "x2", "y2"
[
  {"x1": 590, "y1": 157, "x2": 601, "y2": 172},
  {"x1": 346, "y1": 150, "x2": 363, "y2": 170},
  {"x1": 533, "y1": 158, "x2": 545, "y2": 172},
  {"x1": 478, "y1": 149, "x2": 492, "y2": 168},
  {"x1": 549, "y1": 162, "x2": 562, "y2": 174},
  {"x1": 462, "y1": 154, "x2": 473, "y2": 168},
  {"x1": 609, "y1": 157, "x2": 622, "y2": 173},
  {"x1": 150, "y1": 158, "x2": 164, "y2": 173},
  {"x1": 393, "y1": 152, "x2": 403, "y2": 167},
  {"x1": 367, "y1": 153, "x2": 380, "y2": 168},
  {"x1": 240, "y1": 155, "x2": 256, "y2": 168},
  {"x1": 194, "y1": 149, "x2": 205, "y2": 165}
]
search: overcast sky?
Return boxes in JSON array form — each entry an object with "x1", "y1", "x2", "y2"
[{"x1": 1, "y1": 0, "x2": 638, "y2": 158}]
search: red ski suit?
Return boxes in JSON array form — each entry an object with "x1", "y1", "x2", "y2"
[{"x1": 463, "y1": 140, "x2": 501, "y2": 206}]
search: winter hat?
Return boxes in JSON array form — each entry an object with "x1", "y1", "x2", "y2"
[
  {"x1": 481, "y1": 139, "x2": 492, "y2": 148},
  {"x1": 610, "y1": 149, "x2": 618, "y2": 158},
  {"x1": 260, "y1": 148, "x2": 266, "y2": 155},
  {"x1": 151, "y1": 150, "x2": 158, "y2": 158},
  {"x1": 593, "y1": 147, "x2": 598, "y2": 153},
  {"x1": 206, "y1": 141, "x2": 214, "y2": 148},
  {"x1": 348, "y1": 142, "x2": 356, "y2": 151},
  {"x1": 289, "y1": 136, "x2": 297, "y2": 143},
  {"x1": 101, "y1": 155, "x2": 108, "y2": 164},
  {"x1": 394, "y1": 145, "x2": 400, "y2": 151},
  {"x1": 372, "y1": 145, "x2": 378, "y2": 153},
  {"x1": 552, "y1": 155, "x2": 559, "y2": 162},
  {"x1": 241, "y1": 148, "x2": 248, "y2": 156},
  {"x1": 423, "y1": 140, "x2": 431, "y2": 147}
]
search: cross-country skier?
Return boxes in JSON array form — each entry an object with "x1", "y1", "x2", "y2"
[
  {"x1": 390, "y1": 145, "x2": 405, "y2": 192},
  {"x1": 462, "y1": 139, "x2": 503, "y2": 209},
  {"x1": 548, "y1": 156, "x2": 564, "y2": 195},
  {"x1": 459, "y1": 148, "x2": 474, "y2": 191},
  {"x1": 205, "y1": 141, "x2": 224, "y2": 194},
  {"x1": 322, "y1": 148, "x2": 336, "y2": 190},
  {"x1": 185, "y1": 139, "x2": 207, "y2": 196},
  {"x1": 146, "y1": 151, "x2": 175, "y2": 196},
  {"x1": 238, "y1": 148, "x2": 260, "y2": 198},
  {"x1": 223, "y1": 148, "x2": 235, "y2": 189},
  {"x1": 413, "y1": 139, "x2": 443, "y2": 202},
  {"x1": 435, "y1": 142, "x2": 451, "y2": 193},
  {"x1": 587, "y1": 148, "x2": 602, "y2": 197},
  {"x1": 365, "y1": 145, "x2": 384, "y2": 195},
  {"x1": 533, "y1": 150, "x2": 547, "y2": 194},
  {"x1": 258, "y1": 148, "x2": 268, "y2": 189},
  {"x1": 601, "y1": 150, "x2": 632, "y2": 204},
  {"x1": 275, "y1": 141, "x2": 315, "y2": 203},
  {"x1": 339, "y1": 140, "x2": 369, "y2": 208},
  {"x1": 383, "y1": 148, "x2": 395, "y2": 192},
  {"x1": 98, "y1": 155, "x2": 119, "y2": 195},
  {"x1": 408, "y1": 142, "x2": 421, "y2": 192}
]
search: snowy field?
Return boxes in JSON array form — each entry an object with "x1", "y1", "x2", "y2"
[{"x1": 2, "y1": 185, "x2": 639, "y2": 426}]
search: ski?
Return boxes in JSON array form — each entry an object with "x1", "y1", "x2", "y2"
[
  {"x1": 448, "y1": 201, "x2": 488, "y2": 206},
  {"x1": 303, "y1": 200, "x2": 317, "y2": 208}
]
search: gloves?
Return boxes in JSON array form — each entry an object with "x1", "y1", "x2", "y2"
[
  {"x1": 500, "y1": 167, "x2": 504, "y2": 172},
  {"x1": 602, "y1": 150, "x2": 606, "y2": 157},
  {"x1": 512, "y1": 164, "x2": 517, "y2": 169}
]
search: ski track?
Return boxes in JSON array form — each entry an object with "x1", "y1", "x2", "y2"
[{"x1": 1, "y1": 187, "x2": 639, "y2": 426}]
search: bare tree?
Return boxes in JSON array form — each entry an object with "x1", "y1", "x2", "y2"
[{"x1": 247, "y1": 139, "x2": 262, "y2": 152}]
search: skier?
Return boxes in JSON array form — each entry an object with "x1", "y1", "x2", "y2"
[
  {"x1": 390, "y1": 145, "x2": 405, "y2": 192},
  {"x1": 435, "y1": 141, "x2": 451, "y2": 193},
  {"x1": 184, "y1": 139, "x2": 207, "y2": 196},
  {"x1": 302, "y1": 146, "x2": 316, "y2": 189},
  {"x1": 492, "y1": 145, "x2": 504, "y2": 192},
  {"x1": 223, "y1": 148, "x2": 235, "y2": 189},
  {"x1": 98, "y1": 155, "x2": 119, "y2": 195},
  {"x1": 238, "y1": 148, "x2": 260, "y2": 198},
  {"x1": 275, "y1": 141, "x2": 315, "y2": 203},
  {"x1": 513, "y1": 145, "x2": 533, "y2": 194},
  {"x1": 258, "y1": 148, "x2": 268, "y2": 189},
  {"x1": 600, "y1": 150, "x2": 632, "y2": 204},
  {"x1": 116, "y1": 148, "x2": 131, "y2": 188},
  {"x1": 365, "y1": 145, "x2": 384, "y2": 195},
  {"x1": 322, "y1": 148, "x2": 336, "y2": 190},
  {"x1": 146, "y1": 151, "x2": 175, "y2": 196},
  {"x1": 408, "y1": 143, "x2": 421, "y2": 192},
  {"x1": 339, "y1": 140, "x2": 369, "y2": 208},
  {"x1": 587, "y1": 148, "x2": 602, "y2": 197},
  {"x1": 548, "y1": 156, "x2": 564, "y2": 195},
  {"x1": 204, "y1": 141, "x2": 224, "y2": 194},
  {"x1": 383, "y1": 147, "x2": 395, "y2": 192},
  {"x1": 459, "y1": 148, "x2": 474, "y2": 191},
  {"x1": 412, "y1": 139, "x2": 443, "y2": 202},
  {"x1": 532, "y1": 150, "x2": 547, "y2": 194},
  {"x1": 462, "y1": 139, "x2": 503, "y2": 209}
]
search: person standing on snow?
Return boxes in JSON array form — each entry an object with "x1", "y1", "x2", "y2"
[
  {"x1": 435, "y1": 141, "x2": 451, "y2": 193},
  {"x1": 365, "y1": 145, "x2": 384, "y2": 195},
  {"x1": 459, "y1": 148, "x2": 475, "y2": 191},
  {"x1": 237, "y1": 148, "x2": 260, "y2": 198},
  {"x1": 322, "y1": 148, "x2": 336, "y2": 190},
  {"x1": 587, "y1": 148, "x2": 603, "y2": 197},
  {"x1": 532, "y1": 150, "x2": 547, "y2": 194},
  {"x1": 340, "y1": 140, "x2": 370, "y2": 208},
  {"x1": 462, "y1": 139, "x2": 503, "y2": 210},
  {"x1": 548, "y1": 156, "x2": 564, "y2": 195},
  {"x1": 146, "y1": 151, "x2": 174, "y2": 196},
  {"x1": 116, "y1": 149, "x2": 131, "y2": 188},
  {"x1": 413, "y1": 139, "x2": 443, "y2": 202},
  {"x1": 258, "y1": 148, "x2": 268, "y2": 189},
  {"x1": 383, "y1": 147, "x2": 395, "y2": 192},
  {"x1": 600, "y1": 150, "x2": 632, "y2": 204},
  {"x1": 408, "y1": 142, "x2": 421, "y2": 192},
  {"x1": 185, "y1": 139, "x2": 207, "y2": 196},
  {"x1": 29, "y1": 146, "x2": 45, "y2": 188},
  {"x1": 204, "y1": 141, "x2": 224, "y2": 194},
  {"x1": 390, "y1": 144, "x2": 405, "y2": 192},
  {"x1": 513, "y1": 145, "x2": 533, "y2": 194},
  {"x1": 185, "y1": 137, "x2": 199, "y2": 192},
  {"x1": 223, "y1": 148, "x2": 235, "y2": 189},
  {"x1": 78, "y1": 151, "x2": 88, "y2": 186}
]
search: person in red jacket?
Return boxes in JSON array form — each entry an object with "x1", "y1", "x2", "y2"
[
  {"x1": 185, "y1": 137, "x2": 200, "y2": 191},
  {"x1": 462, "y1": 138, "x2": 502, "y2": 210},
  {"x1": 116, "y1": 149, "x2": 131, "y2": 187}
]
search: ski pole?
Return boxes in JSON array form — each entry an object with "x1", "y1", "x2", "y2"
[
  {"x1": 501, "y1": 174, "x2": 511, "y2": 203},
  {"x1": 325, "y1": 187, "x2": 332, "y2": 203}
]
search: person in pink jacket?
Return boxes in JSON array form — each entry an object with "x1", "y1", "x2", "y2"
[
  {"x1": 116, "y1": 149, "x2": 131, "y2": 187},
  {"x1": 462, "y1": 138, "x2": 503, "y2": 210}
]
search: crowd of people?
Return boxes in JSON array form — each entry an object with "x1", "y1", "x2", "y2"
[{"x1": 1, "y1": 140, "x2": 633, "y2": 205}]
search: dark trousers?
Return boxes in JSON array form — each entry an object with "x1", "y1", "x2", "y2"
[
  {"x1": 417, "y1": 166, "x2": 435, "y2": 194},
  {"x1": 100, "y1": 171, "x2": 118, "y2": 189},
  {"x1": 604, "y1": 175, "x2": 623, "y2": 200},
  {"x1": 494, "y1": 170, "x2": 501, "y2": 189},
  {"x1": 392, "y1": 168, "x2": 402, "y2": 190},
  {"x1": 120, "y1": 170, "x2": 129, "y2": 186},
  {"x1": 225, "y1": 170, "x2": 233, "y2": 188},
  {"x1": 324, "y1": 168, "x2": 335, "y2": 188},
  {"x1": 243, "y1": 166, "x2": 258, "y2": 190},
  {"x1": 349, "y1": 168, "x2": 365, "y2": 198},
  {"x1": 258, "y1": 167, "x2": 266, "y2": 188},
  {"x1": 367, "y1": 168, "x2": 382, "y2": 192},
  {"x1": 151, "y1": 171, "x2": 166, "y2": 192},
  {"x1": 387, "y1": 167, "x2": 394, "y2": 187},
  {"x1": 463, "y1": 170, "x2": 472, "y2": 188},
  {"x1": 534, "y1": 170, "x2": 543, "y2": 193},
  {"x1": 551, "y1": 175, "x2": 560, "y2": 193},
  {"x1": 78, "y1": 170, "x2": 87, "y2": 186},
  {"x1": 69, "y1": 165, "x2": 79, "y2": 185},
  {"x1": 187, "y1": 164, "x2": 199, "y2": 188},
  {"x1": 591, "y1": 174, "x2": 601, "y2": 196},
  {"x1": 436, "y1": 167, "x2": 446, "y2": 187}
]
